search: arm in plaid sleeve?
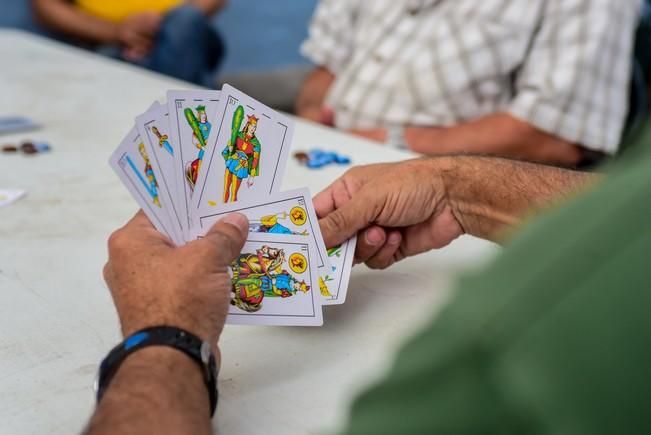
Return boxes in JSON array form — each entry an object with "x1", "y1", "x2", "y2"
[{"x1": 509, "y1": 0, "x2": 641, "y2": 154}]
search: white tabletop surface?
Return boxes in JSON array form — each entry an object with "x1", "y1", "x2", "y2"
[{"x1": 0, "y1": 30, "x2": 498, "y2": 435}]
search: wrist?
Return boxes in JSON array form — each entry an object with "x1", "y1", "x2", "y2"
[
  {"x1": 121, "y1": 346, "x2": 205, "y2": 384},
  {"x1": 428, "y1": 156, "x2": 467, "y2": 233},
  {"x1": 119, "y1": 309, "x2": 222, "y2": 350},
  {"x1": 91, "y1": 346, "x2": 210, "y2": 433},
  {"x1": 385, "y1": 124, "x2": 408, "y2": 149},
  {"x1": 97, "y1": 327, "x2": 219, "y2": 415},
  {"x1": 431, "y1": 155, "x2": 520, "y2": 242}
]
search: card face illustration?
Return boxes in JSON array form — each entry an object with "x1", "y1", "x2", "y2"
[
  {"x1": 192, "y1": 84, "x2": 293, "y2": 216},
  {"x1": 226, "y1": 234, "x2": 323, "y2": 326},
  {"x1": 109, "y1": 126, "x2": 183, "y2": 246},
  {"x1": 167, "y1": 90, "x2": 221, "y2": 239},
  {"x1": 136, "y1": 104, "x2": 183, "y2": 239},
  {"x1": 192, "y1": 188, "x2": 331, "y2": 272},
  {"x1": 319, "y1": 236, "x2": 357, "y2": 305}
]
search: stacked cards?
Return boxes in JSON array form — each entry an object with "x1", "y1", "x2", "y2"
[{"x1": 110, "y1": 84, "x2": 356, "y2": 326}]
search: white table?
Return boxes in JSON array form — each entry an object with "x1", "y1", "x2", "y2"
[{"x1": 0, "y1": 30, "x2": 498, "y2": 435}]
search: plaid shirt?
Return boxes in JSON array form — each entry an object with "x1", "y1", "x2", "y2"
[{"x1": 302, "y1": 0, "x2": 641, "y2": 153}]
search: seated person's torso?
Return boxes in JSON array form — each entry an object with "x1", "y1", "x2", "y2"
[
  {"x1": 305, "y1": 0, "x2": 640, "y2": 155},
  {"x1": 318, "y1": 0, "x2": 543, "y2": 128}
]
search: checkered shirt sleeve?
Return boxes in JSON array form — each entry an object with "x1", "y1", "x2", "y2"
[{"x1": 509, "y1": 0, "x2": 642, "y2": 153}]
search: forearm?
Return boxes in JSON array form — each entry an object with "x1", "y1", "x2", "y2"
[
  {"x1": 408, "y1": 113, "x2": 583, "y2": 167},
  {"x1": 187, "y1": 0, "x2": 226, "y2": 15},
  {"x1": 33, "y1": 0, "x2": 118, "y2": 44},
  {"x1": 295, "y1": 66, "x2": 335, "y2": 121},
  {"x1": 83, "y1": 347, "x2": 211, "y2": 435},
  {"x1": 435, "y1": 156, "x2": 600, "y2": 242}
]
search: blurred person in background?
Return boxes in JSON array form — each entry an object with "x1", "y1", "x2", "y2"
[
  {"x1": 32, "y1": 0, "x2": 226, "y2": 85},
  {"x1": 296, "y1": 0, "x2": 641, "y2": 167}
]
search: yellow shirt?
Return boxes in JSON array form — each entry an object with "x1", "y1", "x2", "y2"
[{"x1": 76, "y1": 0, "x2": 183, "y2": 22}]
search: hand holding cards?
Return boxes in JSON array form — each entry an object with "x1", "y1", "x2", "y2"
[{"x1": 109, "y1": 85, "x2": 356, "y2": 326}]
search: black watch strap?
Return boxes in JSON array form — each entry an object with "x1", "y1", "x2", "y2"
[{"x1": 95, "y1": 326, "x2": 218, "y2": 416}]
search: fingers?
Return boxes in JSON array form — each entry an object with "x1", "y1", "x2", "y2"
[
  {"x1": 354, "y1": 226, "x2": 386, "y2": 264},
  {"x1": 123, "y1": 46, "x2": 150, "y2": 61},
  {"x1": 313, "y1": 178, "x2": 351, "y2": 218},
  {"x1": 365, "y1": 231, "x2": 402, "y2": 270},
  {"x1": 200, "y1": 213, "x2": 249, "y2": 264},
  {"x1": 109, "y1": 211, "x2": 150, "y2": 251},
  {"x1": 313, "y1": 186, "x2": 336, "y2": 219},
  {"x1": 319, "y1": 186, "x2": 379, "y2": 248},
  {"x1": 126, "y1": 209, "x2": 151, "y2": 229},
  {"x1": 354, "y1": 228, "x2": 402, "y2": 269},
  {"x1": 118, "y1": 210, "x2": 174, "y2": 246},
  {"x1": 320, "y1": 106, "x2": 335, "y2": 126}
]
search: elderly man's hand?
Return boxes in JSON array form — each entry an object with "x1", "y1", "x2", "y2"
[
  {"x1": 314, "y1": 159, "x2": 464, "y2": 269},
  {"x1": 103, "y1": 211, "x2": 248, "y2": 344}
]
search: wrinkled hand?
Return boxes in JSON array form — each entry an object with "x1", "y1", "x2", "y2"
[
  {"x1": 103, "y1": 211, "x2": 248, "y2": 344},
  {"x1": 314, "y1": 159, "x2": 464, "y2": 269},
  {"x1": 117, "y1": 12, "x2": 162, "y2": 61}
]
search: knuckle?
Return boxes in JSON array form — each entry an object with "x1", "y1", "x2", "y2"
[
  {"x1": 102, "y1": 263, "x2": 112, "y2": 283},
  {"x1": 107, "y1": 230, "x2": 126, "y2": 252},
  {"x1": 327, "y1": 210, "x2": 348, "y2": 233},
  {"x1": 343, "y1": 166, "x2": 359, "y2": 178},
  {"x1": 203, "y1": 230, "x2": 236, "y2": 259}
]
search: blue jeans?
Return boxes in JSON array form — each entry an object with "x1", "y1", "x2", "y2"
[{"x1": 99, "y1": 6, "x2": 225, "y2": 86}]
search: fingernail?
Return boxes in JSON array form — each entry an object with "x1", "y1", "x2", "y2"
[
  {"x1": 365, "y1": 227, "x2": 384, "y2": 245},
  {"x1": 388, "y1": 232, "x2": 402, "y2": 245},
  {"x1": 221, "y1": 213, "x2": 249, "y2": 236}
]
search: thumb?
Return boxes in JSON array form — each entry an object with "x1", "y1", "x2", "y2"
[
  {"x1": 319, "y1": 189, "x2": 379, "y2": 248},
  {"x1": 202, "y1": 213, "x2": 249, "y2": 264}
]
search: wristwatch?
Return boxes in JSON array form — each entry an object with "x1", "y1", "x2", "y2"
[
  {"x1": 94, "y1": 326, "x2": 218, "y2": 416},
  {"x1": 386, "y1": 124, "x2": 408, "y2": 149}
]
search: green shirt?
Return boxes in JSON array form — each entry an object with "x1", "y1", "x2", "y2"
[{"x1": 342, "y1": 129, "x2": 651, "y2": 434}]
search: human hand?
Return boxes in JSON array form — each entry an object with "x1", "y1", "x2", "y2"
[
  {"x1": 103, "y1": 211, "x2": 248, "y2": 345},
  {"x1": 348, "y1": 128, "x2": 387, "y2": 143},
  {"x1": 314, "y1": 159, "x2": 464, "y2": 269},
  {"x1": 298, "y1": 106, "x2": 335, "y2": 126},
  {"x1": 116, "y1": 12, "x2": 162, "y2": 61}
]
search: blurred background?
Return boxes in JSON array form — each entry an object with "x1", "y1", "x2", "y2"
[
  {"x1": 0, "y1": 0, "x2": 317, "y2": 111},
  {"x1": 1, "y1": 0, "x2": 650, "y2": 160}
]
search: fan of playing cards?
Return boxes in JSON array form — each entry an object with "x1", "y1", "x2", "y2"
[{"x1": 109, "y1": 84, "x2": 356, "y2": 326}]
